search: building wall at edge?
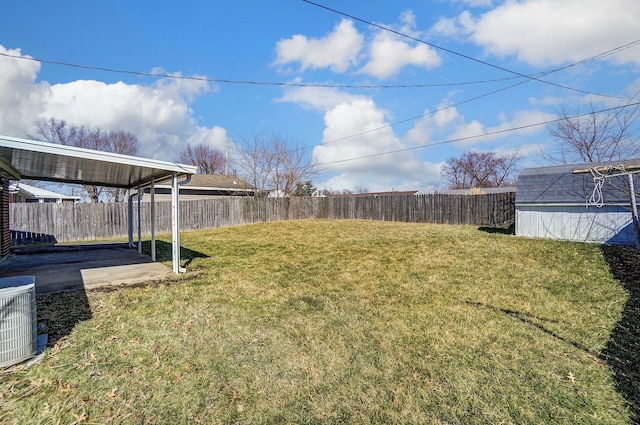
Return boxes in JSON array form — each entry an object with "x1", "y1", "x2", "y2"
[
  {"x1": 516, "y1": 205, "x2": 634, "y2": 245},
  {"x1": 1, "y1": 179, "x2": 10, "y2": 257}
]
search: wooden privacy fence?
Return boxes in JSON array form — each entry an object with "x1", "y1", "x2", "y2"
[{"x1": 10, "y1": 193, "x2": 515, "y2": 244}]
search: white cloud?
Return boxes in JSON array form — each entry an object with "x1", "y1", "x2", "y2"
[
  {"x1": 406, "y1": 101, "x2": 555, "y2": 149},
  {"x1": 0, "y1": 44, "x2": 226, "y2": 161},
  {"x1": 273, "y1": 19, "x2": 363, "y2": 73},
  {"x1": 319, "y1": 163, "x2": 442, "y2": 193},
  {"x1": 0, "y1": 46, "x2": 49, "y2": 137},
  {"x1": 624, "y1": 77, "x2": 640, "y2": 99},
  {"x1": 457, "y1": 0, "x2": 494, "y2": 7},
  {"x1": 187, "y1": 126, "x2": 229, "y2": 151},
  {"x1": 314, "y1": 97, "x2": 436, "y2": 190},
  {"x1": 529, "y1": 96, "x2": 565, "y2": 107},
  {"x1": 405, "y1": 100, "x2": 465, "y2": 145},
  {"x1": 450, "y1": 109, "x2": 555, "y2": 146},
  {"x1": 274, "y1": 84, "x2": 358, "y2": 112},
  {"x1": 436, "y1": 0, "x2": 640, "y2": 67},
  {"x1": 274, "y1": 12, "x2": 442, "y2": 79},
  {"x1": 359, "y1": 11, "x2": 441, "y2": 79},
  {"x1": 451, "y1": 119, "x2": 487, "y2": 145},
  {"x1": 151, "y1": 67, "x2": 214, "y2": 102},
  {"x1": 276, "y1": 85, "x2": 442, "y2": 190},
  {"x1": 494, "y1": 142, "x2": 540, "y2": 159},
  {"x1": 316, "y1": 98, "x2": 397, "y2": 171},
  {"x1": 359, "y1": 31, "x2": 441, "y2": 79},
  {"x1": 42, "y1": 79, "x2": 203, "y2": 158},
  {"x1": 430, "y1": 11, "x2": 475, "y2": 38}
]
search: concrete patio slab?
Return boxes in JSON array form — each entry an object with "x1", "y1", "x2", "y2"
[{"x1": 0, "y1": 243, "x2": 171, "y2": 294}]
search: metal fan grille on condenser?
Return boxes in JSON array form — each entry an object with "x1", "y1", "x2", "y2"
[{"x1": 0, "y1": 276, "x2": 37, "y2": 368}]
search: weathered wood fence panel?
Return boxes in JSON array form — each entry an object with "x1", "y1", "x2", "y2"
[{"x1": 10, "y1": 193, "x2": 515, "y2": 244}]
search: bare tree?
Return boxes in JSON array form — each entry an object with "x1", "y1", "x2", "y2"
[
  {"x1": 543, "y1": 101, "x2": 640, "y2": 164},
  {"x1": 32, "y1": 118, "x2": 89, "y2": 146},
  {"x1": 31, "y1": 118, "x2": 139, "y2": 202},
  {"x1": 235, "y1": 131, "x2": 319, "y2": 198},
  {"x1": 441, "y1": 151, "x2": 522, "y2": 189},
  {"x1": 179, "y1": 143, "x2": 226, "y2": 174}
]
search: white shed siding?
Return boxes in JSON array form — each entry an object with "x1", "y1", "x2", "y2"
[{"x1": 516, "y1": 205, "x2": 634, "y2": 244}]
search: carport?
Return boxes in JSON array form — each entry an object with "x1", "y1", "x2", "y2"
[{"x1": 0, "y1": 135, "x2": 197, "y2": 276}]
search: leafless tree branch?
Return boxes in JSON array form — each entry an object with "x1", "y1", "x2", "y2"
[{"x1": 543, "y1": 101, "x2": 640, "y2": 164}]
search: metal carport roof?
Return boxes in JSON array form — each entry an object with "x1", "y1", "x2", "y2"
[
  {"x1": 0, "y1": 134, "x2": 198, "y2": 273},
  {"x1": 0, "y1": 135, "x2": 195, "y2": 188}
]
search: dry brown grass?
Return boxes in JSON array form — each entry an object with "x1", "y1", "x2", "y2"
[{"x1": 0, "y1": 220, "x2": 633, "y2": 424}]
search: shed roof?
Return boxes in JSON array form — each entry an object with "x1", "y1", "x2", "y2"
[
  {"x1": 516, "y1": 159, "x2": 640, "y2": 205},
  {"x1": 0, "y1": 135, "x2": 197, "y2": 188}
]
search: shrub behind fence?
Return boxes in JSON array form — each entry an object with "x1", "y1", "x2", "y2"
[{"x1": 10, "y1": 193, "x2": 515, "y2": 244}]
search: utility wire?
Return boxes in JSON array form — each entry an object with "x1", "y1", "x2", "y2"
[
  {"x1": 0, "y1": 51, "x2": 527, "y2": 90},
  {"x1": 316, "y1": 102, "x2": 640, "y2": 167},
  {"x1": 2, "y1": 6, "x2": 638, "y2": 168},
  {"x1": 286, "y1": 38, "x2": 640, "y2": 153},
  {"x1": 302, "y1": 0, "x2": 639, "y2": 100},
  {"x1": 1, "y1": 34, "x2": 638, "y2": 92}
]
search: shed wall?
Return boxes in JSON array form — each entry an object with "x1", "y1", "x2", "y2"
[{"x1": 516, "y1": 205, "x2": 634, "y2": 245}]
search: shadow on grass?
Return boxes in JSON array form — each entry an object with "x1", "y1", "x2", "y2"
[
  {"x1": 464, "y1": 301, "x2": 594, "y2": 355},
  {"x1": 477, "y1": 223, "x2": 515, "y2": 235},
  {"x1": 37, "y1": 290, "x2": 92, "y2": 348},
  {"x1": 139, "y1": 240, "x2": 210, "y2": 268},
  {"x1": 600, "y1": 245, "x2": 640, "y2": 423},
  {"x1": 32, "y1": 241, "x2": 208, "y2": 352}
]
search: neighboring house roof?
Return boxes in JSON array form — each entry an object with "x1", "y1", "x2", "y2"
[
  {"x1": 151, "y1": 174, "x2": 256, "y2": 196},
  {"x1": 326, "y1": 190, "x2": 424, "y2": 197},
  {"x1": 516, "y1": 159, "x2": 640, "y2": 205},
  {"x1": 180, "y1": 174, "x2": 255, "y2": 191},
  {"x1": 442, "y1": 187, "x2": 517, "y2": 195},
  {"x1": 9, "y1": 182, "x2": 81, "y2": 202}
]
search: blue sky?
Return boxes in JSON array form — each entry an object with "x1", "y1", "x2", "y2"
[{"x1": 1, "y1": 0, "x2": 639, "y2": 192}]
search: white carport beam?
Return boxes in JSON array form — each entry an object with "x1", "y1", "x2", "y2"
[
  {"x1": 151, "y1": 177, "x2": 156, "y2": 262},
  {"x1": 137, "y1": 183, "x2": 142, "y2": 254},
  {"x1": 171, "y1": 173, "x2": 186, "y2": 274},
  {"x1": 128, "y1": 190, "x2": 134, "y2": 249}
]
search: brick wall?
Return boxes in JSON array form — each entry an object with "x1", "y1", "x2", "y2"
[{"x1": 1, "y1": 179, "x2": 9, "y2": 258}]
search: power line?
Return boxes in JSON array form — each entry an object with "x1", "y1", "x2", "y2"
[
  {"x1": 0, "y1": 51, "x2": 527, "y2": 90},
  {"x1": 315, "y1": 102, "x2": 640, "y2": 167},
  {"x1": 286, "y1": 40, "x2": 640, "y2": 153},
  {"x1": 2, "y1": 33, "x2": 637, "y2": 93},
  {"x1": 302, "y1": 0, "x2": 640, "y2": 100},
  {"x1": 277, "y1": 4, "x2": 639, "y2": 154}
]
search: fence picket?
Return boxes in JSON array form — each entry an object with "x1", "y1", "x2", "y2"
[{"x1": 9, "y1": 193, "x2": 515, "y2": 244}]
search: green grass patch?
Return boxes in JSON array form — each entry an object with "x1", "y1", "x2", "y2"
[{"x1": 0, "y1": 220, "x2": 635, "y2": 424}]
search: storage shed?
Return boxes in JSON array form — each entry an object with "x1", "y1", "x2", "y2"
[{"x1": 515, "y1": 159, "x2": 640, "y2": 246}]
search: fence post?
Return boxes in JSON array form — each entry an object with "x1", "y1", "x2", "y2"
[{"x1": 9, "y1": 193, "x2": 517, "y2": 243}]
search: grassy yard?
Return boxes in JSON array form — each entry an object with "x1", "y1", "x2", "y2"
[{"x1": 1, "y1": 220, "x2": 637, "y2": 424}]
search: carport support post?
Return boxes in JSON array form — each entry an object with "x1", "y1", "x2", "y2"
[
  {"x1": 171, "y1": 173, "x2": 184, "y2": 274},
  {"x1": 127, "y1": 190, "x2": 134, "y2": 249},
  {"x1": 137, "y1": 183, "x2": 142, "y2": 254},
  {"x1": 151, "y1": 177, "x2": 156, "y2": 262}
]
